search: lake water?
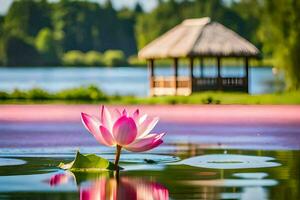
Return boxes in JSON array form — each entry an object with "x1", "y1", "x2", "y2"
[
  {"x1": 0, "y1": 66, "x2": 283, "y2": 96},
  {"x1": 0, "y1": 146, "x2": 298, "y2": 199}
]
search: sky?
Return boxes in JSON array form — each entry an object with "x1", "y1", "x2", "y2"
[{"x1": 0, "y1": 0, "x2": 159, "y2": 15}]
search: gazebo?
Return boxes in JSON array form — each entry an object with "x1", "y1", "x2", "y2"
[{"x1": 138, "y1": 17, "x2": 260, "y2": 96}]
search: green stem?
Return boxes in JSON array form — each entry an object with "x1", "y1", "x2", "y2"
[{"x1": 114, "y1": 145, "x2": 122, "y2": 170}]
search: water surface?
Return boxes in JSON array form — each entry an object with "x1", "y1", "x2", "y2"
[
  {"x1": 0, "y1": 66, "x2": 283, "y2": 96},
  {"x1": 0, "y1": 146, "x2": 298, "y2": 199}
]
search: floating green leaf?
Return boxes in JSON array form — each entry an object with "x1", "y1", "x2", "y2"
[{"x1": 58, "y1": 151, "x2": 117, "y2": 172}]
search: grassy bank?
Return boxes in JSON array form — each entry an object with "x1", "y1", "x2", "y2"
[{"x1": 0, "y1": 85, "x2": 300, "y2": 105}]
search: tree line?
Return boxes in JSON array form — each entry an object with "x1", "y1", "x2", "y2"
[
  {"x1": 0, "y1": 0, "x2": 299, "y2": 89},
  {"x1": 0, "y1": 0, "x2": 139, "y2": 66}
]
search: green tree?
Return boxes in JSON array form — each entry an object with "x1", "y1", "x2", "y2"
[
  {"x1": 259, "y1": 0, "x2": 300, "y2": 90},
  {"x1": 99, "y1": 1, "x2": 137, "y2": 55},
  {"x1": 0, "y1": 0, "x2": 144, "y2": 66},
  {"x1": 52, "y1": 1, "x2": 101, "y2": 52},
  {"x1": 85, "y1": 51, "x2": 104, "y2": 66},
  {"x1": 51, "y1": 1, "x2": 137, "y2": 56},
  {"x1": 135, "y1": 0, "x2": 245, "y2": 49},
  {"x1": 35, "y1": 28, "x2": 59, "y2": 65},
  {"x1": 135, "y1": 0, "x2": 181, "y2": 49},
  {"x1": 4, "y1": 0, "x2": 51, "y2": 37},
  {"x1": 62, "y1": 50, "x2": 85, "y2": 66},
  {"x1": 3, "y1": 35, "x2": 41, "y2": 66},
  {"x1": 134, "y1": 2, "x2": 143, "y2": 14},
  {"x1": 103, "y1": 50, "x2": 126, "y2": 66},
  {"x1": 0, "y1": 16, "x2": 4, "y2": 65},
  {"x1": 1, "y1": 0, "x2": 51, "y2": 66},
  {"x1": 231, "y1": 0, "x2": 263, "y2": 48}
]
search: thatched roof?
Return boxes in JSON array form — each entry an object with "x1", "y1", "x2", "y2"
[{"x1": 138, "y1": 17, "x2": 259, "y2": 59}]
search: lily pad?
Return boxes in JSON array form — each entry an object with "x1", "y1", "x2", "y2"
[
  {"x1": 0, "y1": 158, "x2": 26, "y2": 166},
  {"x1": 175, "y1": 154, "x2": 281, "y2": 169},
  {"x1": 58, "y1": 151, "x2": 117, "y2": 172}
]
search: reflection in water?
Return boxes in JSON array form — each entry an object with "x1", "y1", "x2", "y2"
[
  {"x1": 241, "y1": 187, "x2": 268, "y2": 200},
  {"x1": 80, "y1": 177, "x2": 169, "y2": 200},
  {"x1": 49, "y1": 173, "x2": 70, "y2": 186},
  {"x1": 49, "y1": 172, "x2": 169, "y2": 200},
  {"x1": 183, "y1": 173, "x2": 277, "y2": 200},
  {"x1": 186, "y1": 179, "x2": 278, "y2": 187}
]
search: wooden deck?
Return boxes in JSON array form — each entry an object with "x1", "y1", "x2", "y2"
[{"x1": 151, "y1": 76, "x2": 247, "y2": 96}]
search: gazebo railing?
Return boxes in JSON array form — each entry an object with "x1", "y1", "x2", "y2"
[
  {"x1": 152, "y1": 76, "x2": 191, "y2": 88},
  {"x1": 221, "y1": 77, "x2": 247, "y2": 91},
  {"x1": 150, "y1": 76, "x2": 248, "y2": 95},
  {"x1": 151, "y1": 76, "x2": 192, "y2": 96},
  {"x1": 192, "y1": 77, "x2": 247, "y2": 91},
  {"x1": 221, "y1": 77, "x2": 246, "y2": 86},
  {"x1": 193, "y1": 77, "x2": 217, "y2": 86}
]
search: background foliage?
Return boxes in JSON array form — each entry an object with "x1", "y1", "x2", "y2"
[{"x1": 0, "y1": 0, "x2": 299, "y2": 89}]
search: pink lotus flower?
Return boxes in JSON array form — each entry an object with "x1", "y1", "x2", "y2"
[{"x1": 81, "y1": 105, "x2": 165, "y2": 167}]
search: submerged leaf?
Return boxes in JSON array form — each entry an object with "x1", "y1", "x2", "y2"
[{"x1": 58, "y1": 151, "x2": 117, "y2": 172}]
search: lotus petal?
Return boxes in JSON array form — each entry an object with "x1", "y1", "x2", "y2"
[
  {"x1": 113, "y1": 116, "x2": 137, "y2": 146},
  {"x1": 125, "y1": 133, "x2": 165, "y2": 152},
  {"x1": 81, "y1": 113, "x2": 110, "y2": 146},
  {"x1": 99, "y1": 126, "x2": 116, "y2": 146},
  {"x1": 132, "y1": 109, "x2": 140, "y2": 123},
  {"x1": 100, "y1": 105, "x2": 113, "y2": 131},
  {"x1": 137, "y1": 116, "x2": 159, "y2": 138}
]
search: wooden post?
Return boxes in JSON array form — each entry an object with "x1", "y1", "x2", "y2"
[
  {"x1": 217, "y1": 57, "x2": 222, "y2": 90},
  {"x1": 148, "y1": 59, "x2": 155, "y2": 96},
  {"x1": 245, "y1": 57, "x2": 249, "y2": 93},
  {"x1": 200, "y1": 57, "x2": 204, "y2": 78},
  {"x1": 173, "y1": 58, "x2": 178, "y2": 95},
  {"x1": 189, "y1": 57, "x2": 194, "y2": 92}
]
